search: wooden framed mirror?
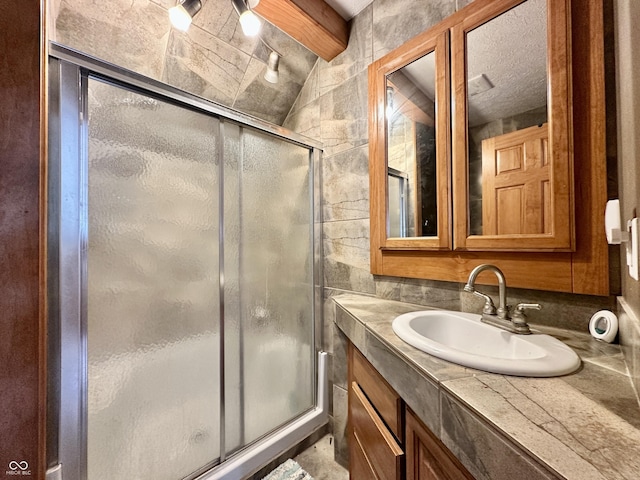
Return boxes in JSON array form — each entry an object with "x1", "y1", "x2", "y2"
[
  {"x1": 451, "y1": 0, "x2": 574, "y2": 251},
  {"x1": 369, "y1": 29, "x2": 451, "y2": 252},
  {"x1": 367, "y1": 0, "x2": 609, "y2": 296}
]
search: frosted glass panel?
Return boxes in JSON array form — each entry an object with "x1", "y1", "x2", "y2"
[
  {"x1": 86, "y1": 79, "x2": 220, "y2": 480},
  {"x1": 224, "y1": 126, "x2": 314, "y2": 451}
]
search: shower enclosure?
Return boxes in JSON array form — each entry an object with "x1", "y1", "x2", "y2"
[{"x1": 47, "y1": 45, "x2": 325, "y2": 480}]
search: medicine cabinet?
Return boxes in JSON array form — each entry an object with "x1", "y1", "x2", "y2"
[{"x1": 368, "y1": 0, "x2": 610, "y2": 295}]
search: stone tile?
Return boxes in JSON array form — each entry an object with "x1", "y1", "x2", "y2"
[
  {"x1": 233, "y1": 56, "x2": 300, "y2": 125},
  {"x1": 332, "y1": 321, "x2": 349, "y2": 390},
  {"x1": 440, "y1": 392, "x2": 559, "y2": 480},
  {"x1": 193, "y1": 0, "x2": 258, "y2": 56},
  {"x1": 365, "y1": 329, "x2": 442, "y2": 434},
  {"x1": 323, "y1": 219, "x2": 375, "y2": 294},
  {"x1": 333, "y1": 294, "x2": 477, "y2": 382},
  {"x1": 399, "y1": 277, "x2": 461, "y2": 310},
  {"x1": 332, "y1": 385, "x2": 349, "y2": 469},
  {"x1": 55, "y1": 0, "x2": 171, "y2": 79},
  {"x1": 163, "y1": 25, "x2": 250, "y2": 106},
  {"x1": 257, "y1": 23, "x2": 319, "y2": 87},
  {"x1": 562, "y1": 360, "x2": 640, "y2": 429},
  {"x1": 375, "y1": 276, "x2": 404, "y2": 301},
  {"x1": 320, "y1": 71, "x2": 369, "y2": 158},
  {"x1": 372, "y1": 0, "x2": 456, "y2": 61},
  {"x1": 334, "y1": 303, "x2": 368, "y2": 357},
  {"x1": 319, "y1": 3, "x2": 373, "y2": 97},
  {"x1": 288, "y1": 60, "x2": 320, "y2": 116},
  {"x1": 443, "y1": 374, "x2": 640, "y2": 479},
  {"x1": 375, "y1": 276, "x2": 461, "y2": 310},
  {"x1": 537, "y1": 325, "x2": 624, "y2": 366},
  {"x1": 282, "y1": 97, "x2": 321, "y2": 142},
  {"x1": 232, "y1": 25, "x2": 318, "y2": 125},
  {"x1": 322, "y1": 291, "x2": 338, "y2": 354},
  {"x1": 459, "y1": 284, "x2": 616, "y2": 332},
  {"x1": 322, "y1": 145, "x2": 369, "y2": 222}
]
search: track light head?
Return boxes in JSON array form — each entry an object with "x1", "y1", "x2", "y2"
[
  {"x1": 264, "y1": 51, "x2": 280, "y2": 84},
  {"x1": 231, "y1": 0, "x2": 261, "y2": 36},
  {"x1": 169, "y1": 0, "x2": 202, "y2": 31}
]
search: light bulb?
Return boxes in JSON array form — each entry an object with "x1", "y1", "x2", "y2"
[
  {"x1": 264, "y1": 51, "x2": 280, "y2": 83},
  {"x1": 169, "y1": 5, "x2": 192, "y2": 31},
  {"x1": 239, "y1": 10, "x2": 261, "y2": 36}
]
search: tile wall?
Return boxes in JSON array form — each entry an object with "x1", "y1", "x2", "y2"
[
  {"x1": 282, "y1": 0, "x2": 626, "y2": 467},
  {"x1": 47, "y1": 0, "x2": 638, "y2": 468},
  {"x1": 50, "y1": 0, "x2": 317, "y2": 125}
]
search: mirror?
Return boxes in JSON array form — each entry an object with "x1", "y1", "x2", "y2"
[
  {"x1": 452, "y1": 0, "x2": 573, "y2": 251},
  {"x1": 466, "y1": 0, "x2": 548, "y2": 236},
  {"x1": 386, "y1": 51, "x2": 438, "y2": 238},
  {"x1": 369, "y1": 28, "x2": 450, "y2": 251},
  {"x1": 368, "y1": 0, "x2": 606, "y2": 294}
]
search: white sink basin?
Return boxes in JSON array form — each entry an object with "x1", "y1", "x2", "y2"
[{"x1": 392, "y1": 310, "x2": 581, "y2": 377}]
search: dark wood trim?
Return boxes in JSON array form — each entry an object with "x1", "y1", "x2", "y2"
[
  {"x1": 0, "y1": 0, "x2": 47, "y2": 478},
  {"x1": 570, "y1": 0, "x2": 610, "y2": 295}
]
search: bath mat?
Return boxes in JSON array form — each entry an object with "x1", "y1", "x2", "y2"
[{"x1": 261, "y1": 459, "x2": 314, "y2": 480}]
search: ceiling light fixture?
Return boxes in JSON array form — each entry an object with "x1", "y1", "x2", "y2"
[
  {"x1": 231, "y1": 0, "x2": 262, "y2": 37},
  {"x1": 259, "y1": 37, "x2": 282, "y2": 84},
  {"x1": 386, "y1": 85, "x2": 395, "y2": 118},
  {"x1": 169, "y1": 0, "x2": 202, "y2": 31},
  {"x1": 263, "y1": 50, "x2": 280, "y2": 84}
]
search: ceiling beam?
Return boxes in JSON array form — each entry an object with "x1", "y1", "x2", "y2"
[{"x1": 254, "y1": 0, "x2": 349, "y2": 61}]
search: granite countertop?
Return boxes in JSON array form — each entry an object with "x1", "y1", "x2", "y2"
[{"x1": 333, "y1": 293, "x2": 640, "y2": 480}]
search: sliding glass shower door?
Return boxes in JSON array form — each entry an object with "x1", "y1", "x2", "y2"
[
  {"x1": 222, "y1": 124, "x2": 314, "y2": 457},
  {"x1": 52, "y1": 64, "x2": 319, "y2": 480},
  {"x1": 86, "y1": 78, "x2": 222, "y2": 479}
]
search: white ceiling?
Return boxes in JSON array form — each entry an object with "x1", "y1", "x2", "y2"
[
  {"x1": 325, "y1": 0, "x2": 374, "y2": 20},
  {"x1": 389, "y1": 0, "x2": 547, "y2": 128}
]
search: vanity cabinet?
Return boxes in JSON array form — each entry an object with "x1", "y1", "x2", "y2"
[
  {"x1": 368, "y1": 0, "x2": 609, "y2": 295},
  {"x1": 348, "y1": 343, "x2": 473, "y2": 480},
  {"x1": 406, "y1": 409, "x2": 474, "y2": 480},
  {"x1": 349, "y1": 343, "x2": 404, "y2": 479}
]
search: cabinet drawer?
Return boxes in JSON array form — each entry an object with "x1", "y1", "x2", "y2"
[
  {"x1": 350, "y1": 429, "x2": 379, "y2": 480},
  {"x1": 351, "y1": 345, "x2": 403, "y2": 439},
  {"x1": 351, "y1": 382, "x2": 404, "y2": 480}
]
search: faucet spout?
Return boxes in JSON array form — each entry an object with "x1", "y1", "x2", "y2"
[{"x1": 465, "y1": 264, "x2": 509, "y2": 319}]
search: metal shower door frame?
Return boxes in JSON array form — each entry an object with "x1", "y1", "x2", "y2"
[{"x1": 47, "y1": 43, "x2": 325, "y2": 480}]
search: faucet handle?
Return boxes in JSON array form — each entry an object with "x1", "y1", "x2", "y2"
[
  {"x1": 464, "y1": 285, "x2": 497, "y2": 315},
  {"x1": 512, "y1": 303, "x2": 541, "y2": 323},
  {"x1": 511, "y1": 303, "x2": 540, "y2": 335},
  {"x1": 514, "y1": 303, "x2": 542, "y2": 314}
]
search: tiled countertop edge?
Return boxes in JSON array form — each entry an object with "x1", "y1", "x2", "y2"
[{"x1": 333, "y1": 294, "x2": 640, "y2": 480}]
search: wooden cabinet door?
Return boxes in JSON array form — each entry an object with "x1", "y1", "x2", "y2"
[
  {"x1": 350, "y1": 382, "x2": 404, "y2": 480},
  {"x1": 481, "y1": 123, "x2": 550, "y2": 236},
  {"x1": 406, "y1": 409, "x2": 474, "y2": 480}
]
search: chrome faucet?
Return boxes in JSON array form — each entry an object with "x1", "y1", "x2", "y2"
[{"x1": 463, "y1": 264, "x2": 540, "y2": 334}]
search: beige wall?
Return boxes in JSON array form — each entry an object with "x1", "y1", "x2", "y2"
[{"x1": 614, "y1": 0, "x2": 640, "y2": 396}]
